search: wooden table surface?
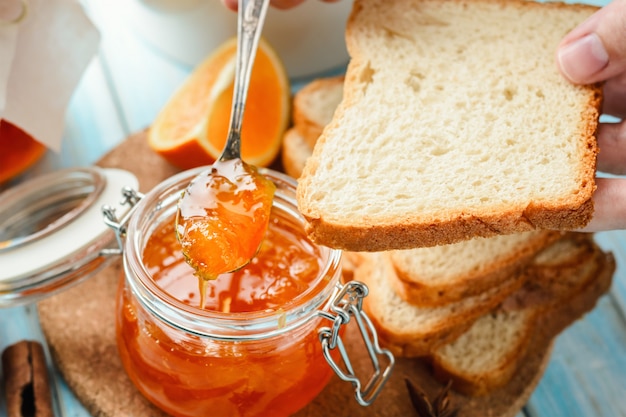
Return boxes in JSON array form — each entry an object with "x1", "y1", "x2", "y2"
[{"x1": 1, "y1": 0, "x2": 624, "y2": 416}]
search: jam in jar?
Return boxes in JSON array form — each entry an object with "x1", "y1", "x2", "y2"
[{"x1": 114, "y1": 169, "x2": 346, "y2": 417}]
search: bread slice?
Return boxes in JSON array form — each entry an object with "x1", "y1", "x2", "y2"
[
  {"x1": 432, "y1": 308, "x2": 535, "y2": 397},
  {"x1": 502, "y1": 233, "x2": 598, "y2": 309},
  {"x1": 293, "y1": 75, "x2": 344, "y2": 148},
  {"x1": 388, "y1": 230, "x2": 562, "y2": 306},
  {"x1": 355, "y1": 252, "x2": 525, "y2": 357},
  {"x1": 296, "y1": 0, "x2": 602, "y2": 252},
  {"x1": 430, "y1": 239, "x2": 614, "y2": 397},
  {"x1": 281, "y1": 128, "x2": 313, "y2": 179},
  {"x1": 282, "y1": 76, "x2": 343, "y2": 179}
]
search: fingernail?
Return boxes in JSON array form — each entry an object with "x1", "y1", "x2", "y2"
[{"x1": 558, "y1": 33, "x2": 608, "y2": 83}]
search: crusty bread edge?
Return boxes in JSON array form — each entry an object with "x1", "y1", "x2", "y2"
[
  {"x1": 299, "y1": 196, "x2": 598, "y2": 252},
  {"x1": 431, "y1": 311, "x2": 536, "y2": 397},
  {"x1": 389, "y1": 231, "x2": 564, "y2": 306}
]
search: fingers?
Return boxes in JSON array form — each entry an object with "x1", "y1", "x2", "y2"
[
  {"x1": 271, "y1": 0, "x2": 341, "y2": 7},
  {"x1": 557, "y1": 2, "x2": 626, "y2": 232},
  {"x1": 221, "y1": 0, "x2": 237, "y2": 11},
  {"x1": 602, "y1": 72, "x2": 626, "y2": 119},
  {"x1": 597, "y1": 121, "x2": 626, "y2": 174},
  {"x1": 584, "y1": 120, "x2": 626, "y2": 231},
  {"x1": 557, "y1": 0, "x2": 626, "y2": 85},
  {"x1": 269, "y1": 0, "x2": 308, "y2": 9},
  {"x1": 580, "y1": 177, "x2": 626, "y2": 231},
  {"x1": 221, "y1": 0, "x2": 309, "y2": 10}
]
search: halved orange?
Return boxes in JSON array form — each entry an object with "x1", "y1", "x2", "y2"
[
  {"x1": 0, "y1": 120, "x2": 47, "y2": 184},
  {"x1": 148, "y1": 37, "x2": 290, "y2": 170}
]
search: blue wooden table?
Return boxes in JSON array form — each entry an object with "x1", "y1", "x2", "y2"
[{"x1": 1, "y1": 0, "x2": 624, "y2": 416}]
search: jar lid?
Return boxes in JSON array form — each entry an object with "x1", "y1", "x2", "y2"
[{"x1": 0, "y1": 167, "x2": 138, "y2": 306}]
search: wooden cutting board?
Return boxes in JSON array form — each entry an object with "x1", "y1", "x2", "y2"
[{"x1": 37, "y1": 131, "x2": 552, "y2": 417}]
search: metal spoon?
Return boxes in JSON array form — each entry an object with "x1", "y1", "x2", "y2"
[
  {"x1": 218, "y1": 0, "x2": 271, "y2": 164},
  {"x1": 175, "y1": 0, "x2": 276, "y2": 282}
]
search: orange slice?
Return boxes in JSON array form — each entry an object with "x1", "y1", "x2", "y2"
[
  {"x1": 0, "y1": 120, "x2": 47, "y2": 184},
  {"x1": 148, "y1": 37, "x2": 290, "y2": 170}
]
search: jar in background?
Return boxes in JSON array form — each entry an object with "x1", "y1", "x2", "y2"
[{"x1": 105, "y1": 168, "x2": 393, "y2": 417}]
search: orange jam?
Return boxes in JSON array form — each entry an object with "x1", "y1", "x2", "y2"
[
  {"x1": 175, "y1": 159, "x2": 276, "y2": 294},
  {"x1": 147, "y1": 213, "x2": 321, "y2": 313},
  {"x1": 116, "y1": 171, "x2": 342, "y2": 417}
]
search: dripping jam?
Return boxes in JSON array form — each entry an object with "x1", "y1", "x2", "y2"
[
  {"x1": 148, "y1": 211, "x2": 321, "y2": 312},
  {"x1": 175, "y1": 159, "x2": 276, "y2": 295}
]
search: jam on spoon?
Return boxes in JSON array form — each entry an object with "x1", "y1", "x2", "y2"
[
  {"x1": 176, "y1": 160, "x2": 275, "y2": 281},
  {"x1": 175, "y1": 0, "x2": 274, "y2": 308}
]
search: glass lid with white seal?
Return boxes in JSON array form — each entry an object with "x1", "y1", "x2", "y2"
[{"x1": 0, "y1": 167, "x2": 138, "y2": 307}]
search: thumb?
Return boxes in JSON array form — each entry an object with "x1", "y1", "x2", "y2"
[{"x1": 557, "y1": 0, "x2": 626, "y2": 84}]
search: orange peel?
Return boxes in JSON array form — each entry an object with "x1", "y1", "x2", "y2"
[{"x1": 0, "y1": 120, "x2": 47, "y2": 184}]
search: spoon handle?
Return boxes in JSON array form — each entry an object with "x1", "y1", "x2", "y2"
[{"x1": 219, "y1": 0, "x2": 271, "y2": 162}]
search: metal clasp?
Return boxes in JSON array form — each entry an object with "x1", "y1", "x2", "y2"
[
  {"x1": 318, "y1": 281, "x2": 395, "y2": 407},
  {"x1": 101, "y1": 187, "x2": 144, "y2": 254}
]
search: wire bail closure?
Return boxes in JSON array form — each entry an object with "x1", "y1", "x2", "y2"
[
  {"x1": 101, "y1": 187, "x2": 144, "y2": 254},
  {"x1": 318, "y1": 281, "x2": 395, "y2": 407}
]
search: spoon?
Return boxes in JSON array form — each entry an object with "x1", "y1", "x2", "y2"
[{"x1": 175, "y1": 0, "x2": 276, "y2": 287}]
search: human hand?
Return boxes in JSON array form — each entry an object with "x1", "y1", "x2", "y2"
[
  {"x1": 221, "y1": 0, "x2": 341, "y2": 11},
  {"x1": 556, "y1": 0, "x2": 626, "y2": 231}
]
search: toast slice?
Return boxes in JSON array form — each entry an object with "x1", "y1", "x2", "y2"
[
  {"x1": 355, "y1": 252, "x2": 526, "y2": 357},
  {"x1": 296, "y1": 0, "x2": 601, "y2": 252},
  {"x1": 432, "y1": 308, "x2": 536, "y2": 397},
  {"x1": 284, "y1": 75, "x2": 344, "y2": 179},
  {"x1": 502, "y1": 233, "x2": 599, "y2": 310},
  {"x1": 388, "y1": 230, "x2": 563, "y2": 306},
  {"x1": 281, "y1": 128, "x2": 313, "y2": 179},
  {"x1": 293, "y1": 75, "x2": 344, "y2": 148},
  {"x1": 431, "y1": 243, "x2": 614, "y2": 396}
]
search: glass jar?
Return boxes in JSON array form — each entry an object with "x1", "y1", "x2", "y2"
[
  {"x1": 0, "y1": 167, "x2": 138, "y2": 306},
  {"x1": 103, "y1": 167, "x2": 393, "y2": 417}
]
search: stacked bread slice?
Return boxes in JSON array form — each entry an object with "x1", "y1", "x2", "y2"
[
  {"x1": 436, "y1": 240, "x2": 614, "y2": 396},
  {"x1": 357, "y1": 235, "x2": 614, "y2": 396},
  {"x1": 282, "y1": 75, "x2": 344, "y2": 179},
  {"x1": 282, "y1": 74, "x2": 614, "y2": 399}
]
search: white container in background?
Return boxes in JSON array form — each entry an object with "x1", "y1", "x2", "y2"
[{"x1": 125, "y1": 0, "x2": 353, "y2": 80}]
